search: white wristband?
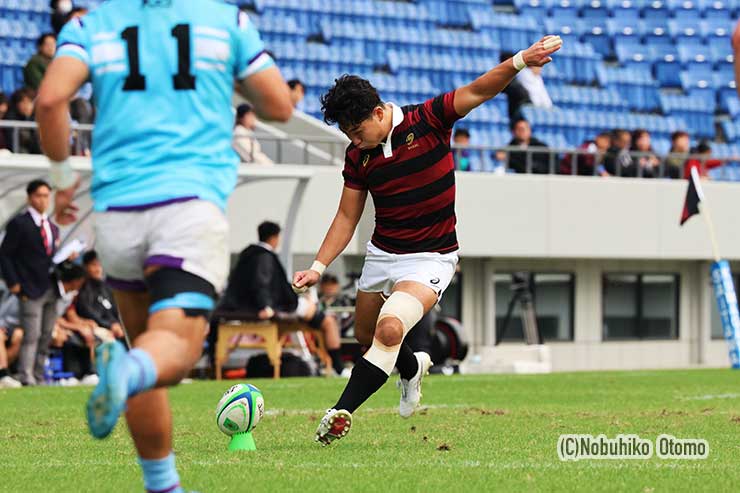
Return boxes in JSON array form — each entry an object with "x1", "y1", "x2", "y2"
[
  {"x1": 310, "y1": 260, "x2": 327, "y2": 276},
  {"x1": 513, "y1": 51, "x2": 527, "y2": 71},
  {"x1": 49, "y1": 159, "x2": 77, "y2": 190}
]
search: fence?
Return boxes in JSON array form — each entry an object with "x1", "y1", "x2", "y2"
[{"x1": 2, "y1": 120, "x2": 738, "y2": 179}]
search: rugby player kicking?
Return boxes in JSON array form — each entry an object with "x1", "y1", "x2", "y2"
[{"x1": 292, "y1": 35, "x2": 563, "y2": 445}]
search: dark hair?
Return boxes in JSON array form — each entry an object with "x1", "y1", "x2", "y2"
[
  {"x1": 671, "y1": 130, "x2": 689, "y2": 142},
  {"x1": 611, "y1": 128, "x2": 629, "y2": 141},
  {"x1": 56, "y1": 261, "x2": 86, "y2": 283},
  {"x1": 320, "y1": 273, "x2": 339, "y2": 284},
  {"x1": 630, "y1": 129, "x2": 651, "y2": 151},
  {"x1": 37, "y1": 33, "x2": 56, "y2": 49},
  {"x1": 287, "y1": 79, "x2": 304, "y2": 90},
  {"x1": 500, "y1": 51, "x2": 515, "y2": 62},
  {"x1": 454, "y1": 128, "x2": 470, "y2": 139},
  {"x1": 11, "y1": 87, "x2": 36, "y2": 107},
  {"x1": 510, "y1": 118, "x2": 529, "y2": 131},
  {"x1": 235, "y1": 103, "x2": 253, "y2": 125},
  {"x1": 82, "y1": 250, "x2": 98, "y2": 265},
  {"x1": 596, "y1": 131, "x2": 611, "y2": 140},
  {"x1": 27, "y1": 179, "x2": 51, "y2": 196},
  {"x1": 0, "y1": 92, "x2": 7, "y2": 106},
  {"x1": 258, "y1": 221, "x2": 281, "y2": 242},
  {"x1": 320, "y1": 75, "x2": 382, "y2": 129},
  {"x1": 695, "y1": 140, "x2": 712, "y2": 154}
]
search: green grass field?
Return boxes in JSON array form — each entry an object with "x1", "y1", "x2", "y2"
[{"x1": 1, "y1": 369, "x2": 739, "y2": 492}]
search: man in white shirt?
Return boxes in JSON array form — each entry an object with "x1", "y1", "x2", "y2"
[{"x1": 517, "y1": 66, "x2": 553, "y2": 109}]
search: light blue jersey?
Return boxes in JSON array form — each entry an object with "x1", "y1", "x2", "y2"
[{"x1": 56, "y1": 0, "x2": 274, "y2": 211}]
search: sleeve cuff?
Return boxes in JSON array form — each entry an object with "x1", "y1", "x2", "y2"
[
  {"x1": 56, "y1": 44, "x2": 90, "y2": 65},
  {"x1": 237, "y1": 52, "x2": 275, "y2": 80}
]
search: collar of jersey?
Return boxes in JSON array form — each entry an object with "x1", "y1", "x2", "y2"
[{"x1": 381, "y1": 103, "x2": 403, "y2": 159}]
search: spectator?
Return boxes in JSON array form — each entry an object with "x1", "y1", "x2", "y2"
[
  {"x1": 452, "y1": 128, "x2": 473, "y2": 171},
  {"x1": 287, "y1": 78, "x2": 305, "y2": 109},
  {"x1": 318, "y1": 273, "x2": 354, "y2": 339},
  {"x1": 49, "y1": 261, "x2": 96, "y2": 383},
  {"x1": 0, "y1": 92, "x2": 8, "y2": 151},
  {"x1": 233, "y1": 103, "x2": 273, "y2": 165},
  {"x1": 664, "y1": 131, "x2": 690, "y2": 179},
  {"x1": 0, "y1": 291, "x2": 23, "y2": 388},
  {"x1": 219, "y1": 221, "x2": 344, "y2": 375},
  {"x1": 50, "y1": 0, "x2": 74, "y2": 34},
  {"x1": 0, "y1": 180, "x2": 60, "y2": 386},
  {"x1": 3, "y1": 88, "x2": 41, "y2": 154},
  {"x1": 517, "y1": 65, "x2": 553, "y2": 109},
  {"x1": 74, "y1": 250, "x2": 125, "y2": 341},
  {"x1": 500, "y1": 52, "x2": 531, "y2": 121},
  {"x1": 560, "y1": 131, "x2": 610, "y2": 176},
  {"x1": 23, "y1": 33, "x2": 56, "y2": 90},
  {"x1": 603, "y1": 129, "x2": 633, "y2": 176},
  {"x1": 626, "y1": 129, "x2": 660, "y2": 178},
  {"x1": 502, "y1": 118, "x2": 550, "y2": 174},
  {"x1": 684, "y1": 140, "x2": 723, "y2": 179}
]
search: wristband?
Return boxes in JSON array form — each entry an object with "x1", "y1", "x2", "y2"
[
  {"x1": 49, "y1": 159, "x2": 77, "y2": 190},
  {"x1": 310, "y1": 260, "x2": 327, "y2": 276},
  {"x1": 513, "y1": 51, "x2": 526, "y2": 71}
]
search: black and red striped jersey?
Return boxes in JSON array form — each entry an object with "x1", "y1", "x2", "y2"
[{"x1": 343, "y1": 91, "x2": 463, "y2": 254}]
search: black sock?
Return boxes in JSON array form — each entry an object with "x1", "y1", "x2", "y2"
[
  {"x1": 334, "y1": 358, "x2": 388, "y2": 413},
  {"x1": 0, "y1": 368, "x2": 7, "y2": 378},
  {"x1": 395, "y1": 343, "x2": 419, "y2": 380},
  {"x1": 328, "y1": 349, "x2": 344, "y2": 375}
]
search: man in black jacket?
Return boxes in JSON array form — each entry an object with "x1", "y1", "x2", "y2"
[
  {"x1": 220, "y1": 222, "x2": 344, "y2": 375},
  {"x1": 503, "y1": 119, "x2": 551, "y2": 174},
  {"x1": 75, "y1": 250, "x2": 125, "y2": 341},
  {"x1": 0, "y1": 180, "x2": 60, "y2": 385}
]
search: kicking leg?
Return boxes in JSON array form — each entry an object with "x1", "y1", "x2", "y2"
[
  {"x1": 316, "y1": 287, "x2": 434, "y2": 445},
  {"x1": 353, "y1": 291, "x2": 421, "y2": 380}
]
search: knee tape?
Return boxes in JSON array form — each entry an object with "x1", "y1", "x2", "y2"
[
  {"x1": 364, "y1": 292, "x2": 425, "y2": 376},
  {"x1": 377, "y1": 291, "x2": 425, "y2": 337}
]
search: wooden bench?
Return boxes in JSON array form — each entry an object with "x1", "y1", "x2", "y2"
[{"x1": 214, "y1": 312, "x2": 332, "y2": 380}]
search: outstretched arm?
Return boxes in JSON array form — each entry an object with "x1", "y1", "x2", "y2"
[
  {"x1": 453, "y1": 35, "x2": 562, "y2": 118},
  {"x1": 292, "y1": 187, "x2": 368, "y2": 290}
]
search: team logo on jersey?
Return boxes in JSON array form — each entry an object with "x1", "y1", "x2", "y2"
[
  {"x1": 430, "y1": 278, "x2": 440, "y2": 285},
  {"x1": 406, "y1": 132, "x2": 419, "y2": 150},
  {"x1": 362, "y1": 154, "x2": 370, "y2": 167}
]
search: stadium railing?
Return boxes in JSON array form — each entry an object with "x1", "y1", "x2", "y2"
[{"x1": 2, "y1": 120, "x2": 739, "y2": 179}]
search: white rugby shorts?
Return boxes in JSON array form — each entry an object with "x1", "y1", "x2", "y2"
[
  {"x1": 94, "y1": 199, "x2": 230, "y2": 292},
  {"x1": 358, "y1": 241, "x2": 458, "y2": 299}
]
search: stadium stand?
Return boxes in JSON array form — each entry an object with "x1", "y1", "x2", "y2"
[{"x1": 1, "y1": 0, "x2": 739, "y2": 174}]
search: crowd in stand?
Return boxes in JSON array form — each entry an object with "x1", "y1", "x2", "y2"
[
  {"x1": 453, "y1": 123, "x2": 720, "y2": 179},
  {"x1": 0, "y1": 180, "x2": 353, "y2": 387}
]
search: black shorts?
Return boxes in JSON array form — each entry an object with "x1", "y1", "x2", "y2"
[
  {"x1": 1, "y1": 326, "x2": 19, "y2": 346},
  {"x1": 307, "y1": 310, "x2": 326, "y2": 330}
]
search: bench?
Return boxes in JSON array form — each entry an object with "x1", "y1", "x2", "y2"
[{"x1": 214, "y1": 311, "x2": 332, "y2": 380}]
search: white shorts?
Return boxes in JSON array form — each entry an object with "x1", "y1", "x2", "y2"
[
  {"x1": 94, "y1": 199, "x2": 230, "y2": 292},
  {"x1": 358, "y1": 241, "x2": 458, "y2": 299}
]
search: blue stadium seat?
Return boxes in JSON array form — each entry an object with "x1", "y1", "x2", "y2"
[{"x1": 641, "y1": 0, "x2": 671, "y2": 20}]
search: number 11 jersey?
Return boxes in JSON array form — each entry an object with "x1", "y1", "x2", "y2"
[{"x1": 56, "y1": 0, "x2": 274, "y2": 211}]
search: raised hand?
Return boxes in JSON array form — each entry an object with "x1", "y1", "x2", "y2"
[{"x1": 523, "y1": 35, "x2": 563, "y2": 67}]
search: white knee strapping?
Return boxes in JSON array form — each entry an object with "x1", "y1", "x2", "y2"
[
  {"x1": 363, "y1": 292, "x2": 425, "y2": 375},
  {"x1": 364, "y1": 342, "x2": 399, "y2": 376},
  {"x1": 377, "y1": 291, "x2": 425, "y2": 337}
]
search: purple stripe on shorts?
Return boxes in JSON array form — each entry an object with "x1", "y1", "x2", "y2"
[
  {"x1": 147, "y1": 483, "x2": 181, "y2": 493},
  {"x1": 106, "y1": 196, "x2": 198, "y2": 212},
  {"x1": 107, "y1": 276, "x2": 147, "y2": 292},
  {"x1": 145, "y1": 255, "x2": 184, "y2": 270}
]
